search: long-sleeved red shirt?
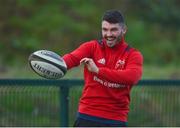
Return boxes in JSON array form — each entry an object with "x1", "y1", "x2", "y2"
[{"x1": 63, "y1": 38, "x2": 143, "y2": 122}]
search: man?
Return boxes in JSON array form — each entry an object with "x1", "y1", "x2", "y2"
[{"x1": 63, "y1": 10, "x2": 143, "y2": 127}]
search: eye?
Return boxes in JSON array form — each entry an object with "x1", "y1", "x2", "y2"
[
  {"x1": 111, "y1": 28, "x2": 118, "y2": 32},
  {"x1": 102, "y1": 28, "x2": 108, "y2": 31}
]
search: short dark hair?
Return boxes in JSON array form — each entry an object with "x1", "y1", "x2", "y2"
[{"x1": 102, "y1": 10, "x2": 125, "y2": 24}]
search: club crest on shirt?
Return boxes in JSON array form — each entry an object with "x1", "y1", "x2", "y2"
[
  {"x1": 115, "y1": 59, "x2": 125, "y2": 69},
  {"x1": 97, "y1": 58, "x2": 105, "y2": 65}
]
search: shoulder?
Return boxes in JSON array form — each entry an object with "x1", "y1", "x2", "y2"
[
  {"x1": 128, "y1": 47, "x2": 143, "y2": 63},
  {"x1": 126, "y1": 44, "x2": 142, "y2": 56},
  {"x1": 132, "y1": 48, "x2": 143, "y2": 57},
  {"x1": 125, "y1": 45, "x2": 143, "y2": 59}
]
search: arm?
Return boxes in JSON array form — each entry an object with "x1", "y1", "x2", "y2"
[
  {"x1": 62, "y1": 41, "x2": 94, "y2": 69},
  {"x1": 97, "y1": 51, "x2": 143, "y2": 85}
]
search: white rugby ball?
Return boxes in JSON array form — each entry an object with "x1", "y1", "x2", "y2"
[{"x1": 28, "y1": 50, "x2": 67, "y2": 79}]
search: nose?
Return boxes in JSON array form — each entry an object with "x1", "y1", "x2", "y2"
[{"x1": 106, "y1": 30, "x2": 112, "y2": 37}]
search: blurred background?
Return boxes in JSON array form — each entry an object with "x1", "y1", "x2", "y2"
[
  {"x1": 0, "y1": 0, "x2": 179, "y2": 126},
  {"x1": 0, "y1": 0, "x2": 179, "y2": 79}
]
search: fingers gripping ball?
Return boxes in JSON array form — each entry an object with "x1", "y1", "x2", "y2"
[{"x1": 28, "y1": 50, "x2": 67, "y2": 79}]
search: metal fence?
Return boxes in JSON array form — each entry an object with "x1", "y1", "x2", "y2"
[{"x1": 0, "y1": 79, "x2": 180, "y2": 127}]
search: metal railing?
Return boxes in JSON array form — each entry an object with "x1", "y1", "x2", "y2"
[{"x1": 0, "y1": 79, "x2": 180, "y2": 127}]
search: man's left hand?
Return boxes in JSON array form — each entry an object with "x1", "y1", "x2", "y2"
[{"x1": 80, "y1": 58, "x2": 99, "y2": 73}]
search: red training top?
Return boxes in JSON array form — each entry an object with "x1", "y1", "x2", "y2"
[{"x1": 63, "y1": 38, "x2": 143, "y2": 122}]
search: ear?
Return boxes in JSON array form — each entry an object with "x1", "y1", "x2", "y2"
[{"x1": 122, "y1": 25, "x2": 127, "y2": 34}]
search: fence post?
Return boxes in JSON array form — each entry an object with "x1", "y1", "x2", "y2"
[{"x1": 59, "y1": 86, "x2": 69, "y2": 127}]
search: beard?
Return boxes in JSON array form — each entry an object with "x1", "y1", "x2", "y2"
[{"x1": 104, "y1": 34, "x2": 123, "y2": 47}]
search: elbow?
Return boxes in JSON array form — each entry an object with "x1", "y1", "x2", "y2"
[{"x1": 128, "y1": 70, "x2": 143, "y2": 85}]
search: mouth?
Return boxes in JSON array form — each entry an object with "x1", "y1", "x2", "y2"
[{"x1": 105, "y1": 36, "x2": 116, "y2": 41}]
